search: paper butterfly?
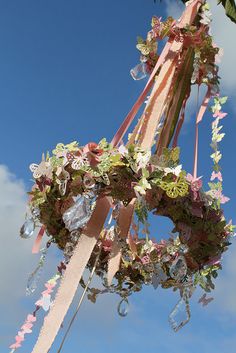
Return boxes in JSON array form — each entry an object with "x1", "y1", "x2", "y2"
[
  {"x1": 210, "y1": 171, "x2": 223, "y2": 182},
  {"x1": 36, "y1": 294, "x2": 52, "y2": 312},
  {"x1": 164, "y1": 164, "x2": 182, "y2": 176},
  {"x1": 160, "y1": 179, "x2": 188, "y2": 198},
  {"x1": 55, "y1": 167, "x2": 70, "y2": 196},
  {"x1": 71, "y1": 154, "x2": 88, "y2": 170},
  {"x1": 198, "y1": 293, "x2": 214, "y2": 307},
  {"x1": 30, "y1": 154, "x2": 52, "y2": 179}
]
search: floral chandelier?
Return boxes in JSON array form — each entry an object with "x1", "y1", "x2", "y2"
[{"x1": 9, "y1": 1, "x2": 235, "y2": 352}]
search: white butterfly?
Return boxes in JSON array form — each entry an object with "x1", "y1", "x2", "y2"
[
  {"x1": 41, "y1": 294, "x2": 52, "y2": 311},
  {"x1": 30, "y1": 154, "x2": 52, "y2": 179},
  {"x1": 71, "y1": 154, "x2": 88, "y2": 170},
  {"x1": 164, "y1": 164, "x2": 182, "y2": 176}
]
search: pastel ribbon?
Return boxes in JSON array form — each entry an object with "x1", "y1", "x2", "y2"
[
  {"x1": 31, "y1": 197, "x2": 111, "y2": 353},
  {"x1": 32, "y1": 225, "x2": 45, "y2": 254},
  {"x1": 107, "y1": 200, "x2": 135, "y2": 285},
  {"x1": 111, "y1": 0, "x2": 202, "y2": 148},
  {"x1": 193, "y1": 87, "x2": 211, "y2": 179}
]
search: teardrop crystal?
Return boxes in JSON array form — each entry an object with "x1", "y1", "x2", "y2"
[
  {"x1": 117, "y1": 298, "x2": 129, "y2": 317},
  {"x1": 20, "y1": 218, "x2": 35, "y2": 239},
  {"x1": 169, "y1": 256, "x2": 187, "y2": 282},
  {"x1": 26, "y1": 249, "x2": 47, "y2": 295},
  {"x1": 130, "y1": 62, "x2": 147, "y2": 81},
  {"x1": 169, "y1": 296, "x2": 191, "y2": 332}
]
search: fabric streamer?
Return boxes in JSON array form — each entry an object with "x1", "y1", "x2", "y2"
[{"x1": 31, "y1": 197, "x2": 110, "y2": 353}]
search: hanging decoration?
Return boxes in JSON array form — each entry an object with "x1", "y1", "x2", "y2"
[{"x1": 9, "y1": 1, "x2": 235, "y2": 352}]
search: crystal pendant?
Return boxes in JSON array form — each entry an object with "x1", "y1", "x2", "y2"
[
  {"x1": 20, "y1": 218, "x2": 35, "y2": 239},
  {"x1": 26, "y1": 248, "x2": 47, "y2": 295},
  {"x1": 130, "y1": 62, "x2": 147, "y2": 81},
  {"x1": 169, "y1": 256, "x2": 187, "y2": 282},
  {"x1": 169, "y1": 294, "x2": 191, "y2": 332},
  {"x1": 62, "y1": 195, "x2": 93, "y2": 232},
  {"x1": 117, "y1": 298, "x2": 129, "y2": 317}
]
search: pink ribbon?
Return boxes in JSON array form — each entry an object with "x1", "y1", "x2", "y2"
[
  {"x1": 193, "y1": 87, "x2": 211, "y2": 179},
  {"x1": 111, "y1": 0, "x2": 202, "y2": 148},
  {"x1": 32, "y1": 225, "x2": 45, "y2": 254},
  {"x1": 111, "y1": 39, "x2": 174, "y2": 147}
]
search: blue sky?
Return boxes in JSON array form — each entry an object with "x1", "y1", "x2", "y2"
[{"x1": 0, "y1": 0, "x2": 236, "y2": 352}]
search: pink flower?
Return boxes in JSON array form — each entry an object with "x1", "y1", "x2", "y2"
[{"x1": 211, "y1": 171, "x2": 223, "y2": 182}]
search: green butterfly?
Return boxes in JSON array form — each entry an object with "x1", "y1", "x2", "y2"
[{"x1": 160, "y1": 178, "x2": 188, "y2": 198}]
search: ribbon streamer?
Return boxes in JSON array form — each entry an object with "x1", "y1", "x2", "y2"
[
  {"x1": 32, "y1": 225, "x2": 45, "y2": 254},
  {"x1": 193, "y1": 87, "x2": 211, "y2": 179},
  {"x1": 31, "y1": 197, "x2": 110, "y2": 353},
  {"x1": 107, "y1": 200, "x2": 135, "y2": 285}
]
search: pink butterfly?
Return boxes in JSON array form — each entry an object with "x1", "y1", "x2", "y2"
[
  {"x1": 15, "y1": 335, "x2": 24, "y2": 343},
  {"x1": 198, "y1": 293, "x2": 214, "y2": 306},
  {"x1": 21, "y1": 325, "x2": 32, "y2": 334},
  {"x1": 27, "y1": 314, "x2": 36, "y2": 323},
  {"x1": 21, "y1": 322, "x2": 33, "y2": 329},
  {"x1": 213, "y1": 111, "x2": 227, "y2": 119},
  {"x1": 17, "y1": 331, "x2": 25, "y2": 338},
  {"x1": 10, "y1": 342, "x2": 22, "y2": 349},
  {"x1": 45, "y1": 282, "x2": 56, "y2": 290},
  {"x1": 210, "y1": 171, "x2": 223, "y2": 182},
  {"x1": 220, "y1": 195, "x2": 230, "y2": 204},
  {"x1": 186, "y1": 173, "x2": 202, "y2": 200},
  {"x1": 213, "y1": 190, "x2": 230, "y2": 204}
]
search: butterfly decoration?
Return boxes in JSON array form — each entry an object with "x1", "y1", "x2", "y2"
[
  {"x1": 160, "y1": 178, "x2": 189, "y2": 198},
  {"x1": 30, "y1": 154, "x2": 53, "y2": 180},
  {"x1": 136, "y1": 37, "x2": 157, "y2": 56},
  {"x1": 164, "y1": 165, "x2": 182, "y2": 176},
  {"x1": 55, "y1": 167, "x2": 70, "y2": 196},
  {"x1": 71, "y1": 153, "x2": 89, "y2": 170},
  {"x1": 52, "y1": 141, "x2": 79, "y2": 157},
  {"x1": 198, "y1": 293, "x2": 214, "y2": 307},
  {"x1": 210, "y1": 171, "x2": 223, "y2": 182},
  {"x1": 35, "y1": 294, "x2": 52, "y2": 312}
]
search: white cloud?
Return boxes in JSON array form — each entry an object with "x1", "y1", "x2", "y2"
[
  {"x1": 0, "y1": 166, "x2": 59, "y2": 339},
  {"x1": 0, "y1": 166, "x2": 32, "y2": 323}
]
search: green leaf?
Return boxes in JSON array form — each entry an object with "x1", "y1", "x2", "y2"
[{"x1": 219, "y1": 0, "x2": 236, "y2": 23}]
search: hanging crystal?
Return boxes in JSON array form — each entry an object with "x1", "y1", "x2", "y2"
[
  {"x1": 20, "y1": 217, "x2": 35, "y2": 239},
  {"x1": 26, "y1": 248, "x2": 47, "y2": 295},
  {"x1": 117, "y1": 298, "x2": 129, "y2": 317},
  {"x1": 169, "y1": 256, "x2": 187, "y2": 282},
  {"x1": 62, "y1": 195, "x2": 93, "y2": 232},
  {"x1": 169, "y1": 289, "x2": 191, "y2": 332},
  {"x1": 130, "y1": 62, "x2": 148, "y2": 81},
  {"x1": 152, "y1": 263, "x2": 168, "y2": 289}
]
